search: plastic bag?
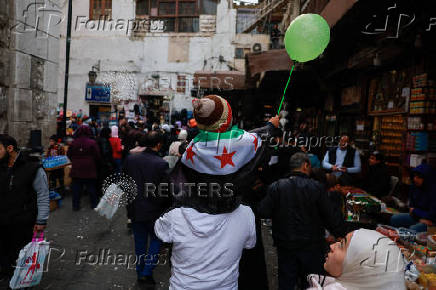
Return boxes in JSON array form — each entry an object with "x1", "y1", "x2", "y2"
[
  {"x1": 95, "y1": 183, "x2": 124, "y2": 219},
  {"x1": 9, "y1": 232, "x2": 50, "y2": 289}
]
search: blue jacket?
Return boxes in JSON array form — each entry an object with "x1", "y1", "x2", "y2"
[{"x1": 410, "y1": 164, "x2": 436, "y2": 222}]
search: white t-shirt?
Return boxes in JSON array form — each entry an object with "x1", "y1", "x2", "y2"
[{"x1": 154, "y1": 205, "x2": 256, "y2": 290}]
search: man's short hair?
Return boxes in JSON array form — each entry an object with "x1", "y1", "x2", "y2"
[
  {"x1": 146, "y1": 131, "x2": 164, "y2": 148},
  {"x1": 340, "y1": 133, "x2": 349, "y2": 138},
  {"x1": 371, "y1": 151, "x2": 384, "y2": 162},
  {"x1": 0, "y1": 134, "x2": 18, "y2": 151},
  {"x1": 289, "y1": 152, "x2": 310, "y2": 171}
]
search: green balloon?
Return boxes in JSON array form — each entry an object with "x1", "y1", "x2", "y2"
[{"x1": 284, "y1": 14, "x2": 330, "y2": 62}]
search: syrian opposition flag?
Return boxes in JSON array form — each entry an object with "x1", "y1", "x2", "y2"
[
  {"x1": 181, "y1": 126, "x2": 262, "y2": 175},
  {"x1": 172, "y1": 125, "x2": 269, "y2": 214}
]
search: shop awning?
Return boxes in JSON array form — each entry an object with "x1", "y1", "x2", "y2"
[
  {"x1": 319, "y1": 0, "x2": 358, "y2": 27},
  {"x1": 193, "y1": 71, "x2": 251, "y2": 90},
  {"x1": 246, "y1": 49, "x2": 293, "y2": 77}
]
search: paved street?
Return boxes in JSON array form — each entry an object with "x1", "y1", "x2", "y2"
[
  {"x1": 4, "y1": 194, "x2": 278, "y2": 290},
  {"x1": 33, "y1": 194, "x2": 171, "y2": 290}
]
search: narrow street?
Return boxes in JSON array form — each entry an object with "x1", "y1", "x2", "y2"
[
  {"x1": 22, "y1": 194, "x2": 278, "y2": 290},
  {"x1": 33, "y1": 195, "x2": 171, "y2": 290}
]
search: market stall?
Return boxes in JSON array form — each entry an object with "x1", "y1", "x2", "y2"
[
  {"x1": 42, "y1": 156, "x2": 70, "y2": 211},
  {"x1": 330, "y1": 185, "x2": 400, "y2": 230},
  {"x1": 376, "y1": 225, "x2": 436, "y2": 290}
]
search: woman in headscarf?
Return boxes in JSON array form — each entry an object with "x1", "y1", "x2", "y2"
[
  {"x1": 307, "y1": 229, "x2": 406, "y2": 290},
  {"x1": 109, "y1": 126, "x2": 122, "y2": 173},
  {"x1": 67, "y1": 125, "x2": 102, "y2": 210}
]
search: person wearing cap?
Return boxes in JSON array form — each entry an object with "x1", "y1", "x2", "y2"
[
  {"x1": 391, "y1": 164, "x2": 436, "y2": 232},
  {"x1": 363, "y1": 151, "x2": 390, "y2": 199},
  {"x1": 155, "y1": 95, "x2": 279, "y2": 290}
]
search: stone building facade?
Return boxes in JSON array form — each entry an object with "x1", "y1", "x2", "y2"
[
  {"x1": 0, "y1": 0, "x2": 60, "y2": 147},
  {"x1": 58, "y1": 0, "x2": 270, "y2": 118}
]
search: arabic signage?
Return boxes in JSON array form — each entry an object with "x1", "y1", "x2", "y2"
[{"x1": 85, "y1": 83, "x2": 111, "y2": 103}]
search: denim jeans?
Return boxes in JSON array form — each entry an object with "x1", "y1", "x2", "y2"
[
  {"x1": 132, "y1": 221, "x2": 161, "y2": 278},
  {"x1": 72, "y1": 178, "x2": 98, "y2": 209},
  {"x1": 390, "y1": 213, "x2": 427, "y2": 232},
  {"x1": 114, "y1": 158, "x2": 122, "y2": 174}
]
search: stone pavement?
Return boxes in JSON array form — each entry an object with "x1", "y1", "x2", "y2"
[
  {"x1": 3, "y1": 194, "x2": 278, "y2": 290},
  {"x1": 33, "y1": 195, "x2": 170, "y2": 290}
]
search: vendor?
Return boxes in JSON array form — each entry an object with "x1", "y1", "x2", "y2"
[
  {"x1": 363, "y1": 151, "x2": 390, "y2": 199},
  {"x1": 391, "y1": 164, "x2": 436, "y2": 232},
  {"x1": 322, "y1": 134, "x2": 361, "y2": 185}
]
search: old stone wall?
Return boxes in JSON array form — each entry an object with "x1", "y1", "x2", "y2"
[
  {"x1": 0, "y1": 0, "x2": 10, "y2": 133},
  {"x1": 1, "y1": 0, "x2": 60, "y2": 148}
]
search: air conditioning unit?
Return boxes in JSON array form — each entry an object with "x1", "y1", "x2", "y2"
[{"x1": 252, "y1": 43, "x2": 262, "y2": 52}]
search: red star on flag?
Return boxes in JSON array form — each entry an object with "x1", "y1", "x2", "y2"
[
  {"x1": 251, "y1": 134, "x2": 258, "y2": 151},
  {"x1": 214, "y1": 146, "x2": 236, "y2": 168},
  {"x1": 185, "y1": 144, "x2": 196, "y2": 164}
]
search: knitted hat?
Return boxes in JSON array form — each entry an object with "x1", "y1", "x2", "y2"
[{"x1": 192, "y1": 95, "x2": 232, "y2": 133}]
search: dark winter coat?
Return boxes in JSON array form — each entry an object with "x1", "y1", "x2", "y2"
[
  {"x1": 410, "y1": 164, "x2": 436, "y2": 223},
  {"x1": 364, "y1": 162, "x2": 391, "y2": 198},
  {"x1": 123, "y1": 148, "x2": 171, "y2": 222},
  {"x1": 0, "y1": 153, "x2": 40, "y2": 225},
  {"x1": 67, "y1": 126, "x2": 101, "y2": 179},
  {"x1": 97, "y1": 137, "x2": 115, "y2": 179},
  {"x1": 258, "y1": 172, "x2": 346, "y2": 250}
]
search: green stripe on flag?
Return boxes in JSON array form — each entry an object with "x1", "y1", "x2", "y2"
[{"x1": 193, "y1": 126, "x2": 245, "y2": 143}]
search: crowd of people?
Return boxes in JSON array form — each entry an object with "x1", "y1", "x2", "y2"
[{"x1": 1, "y1": 95, "x2": 435, "y2": 289}]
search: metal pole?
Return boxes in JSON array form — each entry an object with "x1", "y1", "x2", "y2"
[{"x1": 62, "y1": 0, "x2": 73, "y2": 137}]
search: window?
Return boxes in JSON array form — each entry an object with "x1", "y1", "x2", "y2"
[
  {"x1": 235, "y1": 48, "x2": 244, "y2": 59},
  {"x1": 90, "y1": 0, "x2": 112, "y2": 20},
  {"x1": 234, "y1": 48, "x2": 250, "y2": 59},
  {"x1": 177, "y1": 75, "x2": 186, "y2": 93},
  {"x1": 155, "y1": 0, "x2": 199, "y2": 32},
  {"x1": 136, "y1": 0, "x2": 150, "y2": 16}
]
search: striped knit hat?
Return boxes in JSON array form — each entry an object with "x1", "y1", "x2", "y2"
[{"x1": 192, "y1": 95, "x2": 232, "y2": 133}]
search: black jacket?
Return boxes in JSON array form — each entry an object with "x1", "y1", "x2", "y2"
[
  {"x1": 0, "y1": 153, "x2": 40, "y2": 225},
  {"x1": 364, "y1": 163, "x2": 390, "y2": 198},
  {"x1": 258, "y1": 172, "x2": 346, "y2": 250},
  {"x1": 123, "y1": 148, "x2": 171, "y2": 222},
  {"x1": 97, "y1": 137, "x2": 115, "y2": 179}
]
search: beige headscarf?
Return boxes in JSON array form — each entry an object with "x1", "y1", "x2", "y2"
[{"x1": 336, "y1": 229, "x2": 406, "y2": 290}]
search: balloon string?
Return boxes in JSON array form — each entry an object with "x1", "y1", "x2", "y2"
[{"x1": 277, "y1": 64, "x2": 295, "y2": 115}]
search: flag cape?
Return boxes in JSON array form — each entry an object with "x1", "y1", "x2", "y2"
[{"x1": 181, "y1": 126, "x2": 262, "y2": 175}]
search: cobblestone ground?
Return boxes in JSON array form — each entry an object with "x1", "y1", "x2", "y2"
[{"x1": 2, "y1": 194, "x2": 279, "y2": 290}]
